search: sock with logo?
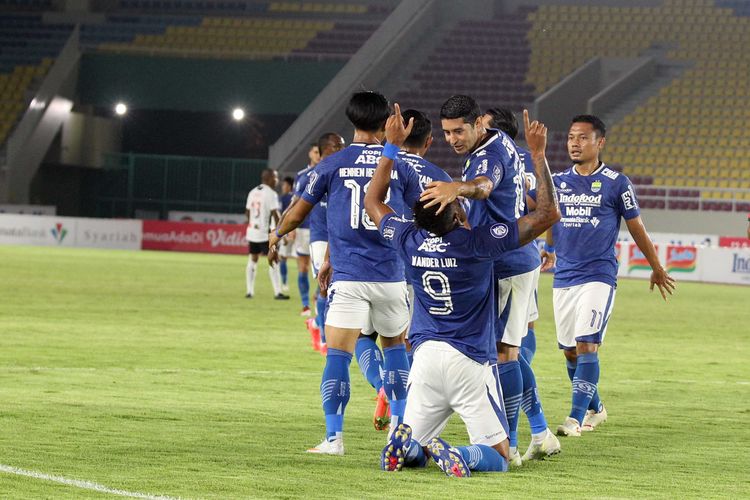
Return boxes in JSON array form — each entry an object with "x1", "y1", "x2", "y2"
[
  {"x1": 570, "y1": 352, "x2": 600, "y2": 424},
  {"x1": 383, "y1": 343, "x2": 410, "y2": 429},
  {"x1": 321, "y1": 348, "x2": 352, "y2": 441},
  {"x1": 520, "y1": 327, "x2": 536, "y2": 364},
  {"x1": 458, "y1": 444, "x2": 508, "y2": 472},
  {"x1": 298, "y1": 272, "x2": 310, "y2": 307},
  {"x1": 519, "y1": 355, "x2": 548, "y2": 436},
  {"x1": 498, "y1": 360, "x2": 522, "y2": 449},
  {"x1": 355, "y1": 335, "x2": 384, "y2": 393},
  {"x1": 567, "y1": 357, "x2": 602, "y2": 413},
  {"x1": 245, "y1": 258, "x2": 257, "y2": 296}
]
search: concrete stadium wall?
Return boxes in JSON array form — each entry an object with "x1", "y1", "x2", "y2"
[{"x1": 640, "y1": 209, "x2": 749, "y2": 239}]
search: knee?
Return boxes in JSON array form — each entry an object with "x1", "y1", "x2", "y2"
[{"x1": 563, "y1": 349, "x2": 577, "y2": 364}]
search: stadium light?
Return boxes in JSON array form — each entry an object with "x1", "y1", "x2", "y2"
[
  {"x1": 114, "y1": 102, "x2": 128, "y2": 116},
  {"x1": 232, "y1": 107, "x2": 245, "y2": 121}
]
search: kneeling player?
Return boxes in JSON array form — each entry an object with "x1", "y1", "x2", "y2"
[{"x1": 365, "y1": 106, "x2": 560, "y2": 476}]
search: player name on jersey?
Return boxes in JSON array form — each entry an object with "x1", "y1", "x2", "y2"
[
  {"x1": 411, "y1": 256, "x2": 458, "y2": 268},
  {"x1": 338, "y1": 167, "x2": 400, "y2": 179}
]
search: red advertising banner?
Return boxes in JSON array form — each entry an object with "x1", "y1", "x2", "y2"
[
  {"x1": 719, "y1": 237, "x2": 750, "y2": 248},
  {"x1": 666, "y1": 245, "x2": 697, "y2": 273},
  {"x1": 142, "y1": 220, "x2": 246, "y2": 254}
]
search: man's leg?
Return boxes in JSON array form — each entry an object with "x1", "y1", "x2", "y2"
[
  {"x1": 298, "y1": 255, "x2": 311, "y2": 314},
  {"x1": 520, "y1": 321, "x2": 536, "y2": 363},
  {"x1": 380, "y1": 332, "x2": 409, "y2": 432},
  {"x1": 355, "y1": 333, "x2": 385, "y2": 395},
  {"x1": 245, "y1": 250, "x2": 259, "y2": 298},
  {"x1": 279, "y1": 256, "x2": 288, "y2": 291}
]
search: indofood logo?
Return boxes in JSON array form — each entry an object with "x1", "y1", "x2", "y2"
[{"x1": 50, "y1": 223, "x2": 67, "y2": 244}]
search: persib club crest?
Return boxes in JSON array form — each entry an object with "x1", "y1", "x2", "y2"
[
  {"x1": 591, "y1": 180, "x2": 602, "y2": 193},
  {"x1": 490, "y1": 223, "x2": 509, "y2": 239}
]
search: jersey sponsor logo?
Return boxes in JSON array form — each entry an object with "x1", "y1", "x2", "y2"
[
  {"x1": 621, "y1": 186, "x2": 638, "y2": 210},
  {"x1": 590, "y1": 217, "x2": 600, "y2": 228},
  {"x1": 492, "y1": 164, "x2": 502, "y2": 183},
  {"x1": 417, "y1": 237, "x2": 450, "y2": 252},
  {"x1": 490, "y1": 223, "x2": 509, "y2": 239},
  {"x1": 559, "y1": 193, "x2": 602, "y2": 207},
  {"x1": 565, "y1": 206, "x2": 592, "y2": 217},
  {"x1": 601, "y1": 168, "x2": 619, "y2": 180},
  {"x1": 591, "y1": 180, "x2": 602, "y2": 193},
  {"x1": 666, "y1": 245, "x2": 697, "y2": 273},
  {"x1": 382, "y1": 224, "x2": 396, "y2": 240},
  {"x1": 560, "y1": 181, "x2": 567, "y2": 189}
]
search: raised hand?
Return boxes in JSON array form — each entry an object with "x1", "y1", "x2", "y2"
[
  {"x1": 523, "y1": 109, "x2": 547, "y2": 155},
  {"x1": 419, "y1": 181, "x2": 460, "y2": 215},
  {"x1": 384, "y1": 103, "x2": 414, "y2": 147}
]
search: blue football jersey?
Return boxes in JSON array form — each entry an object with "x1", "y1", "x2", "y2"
[
  {"x1": 398, "y1": 152, "x2": 453, "y2": 219},
  {"x1": 293, "y1": 165, "x2": 313, "y2": 229},
  {"x1": 301, "y1": 143, "x2": 423, "y2": 282},
  {"x1": 462, "y1": 129, "x2": 541, "y2": 279},
  {"x1": 280, "y1": 192, "x2": 293, "y2": 213},
  {"x1": 379, "y1": 213, "x2": 520, "y2": 363},
  {"x1": 310, "y1": 194, "x2": 328, "y2": 243},
  {"x1": 533, "y1": 163, "x2": 640, "y2": 288}
]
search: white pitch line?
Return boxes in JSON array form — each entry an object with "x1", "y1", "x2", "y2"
[{"x1": 0, "y1": 464, "x2": 183, "y2": 500}]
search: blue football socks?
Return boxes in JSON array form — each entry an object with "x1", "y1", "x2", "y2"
[
  {"x1": 567, "y1": 356, "x2": 602, "y2": 413},
  {"x1": 520, "y1": 327, "x2": 536, "y2": 364},
  {"x1": 458, "y1": 445, "x2": 508, "y2": 472},
  {"x1": 570, "y1": 352, "x2": 600, "y2": 424},
  {"x1": 280, "y1": 259, "x2": 288, "y2": 286},
  {"x1": 519, "y1": 355, "x2": 548, "y2": 435},
  {"x1": 498, "y1": 360, "x2": 522, "y2": 449},
  {"x1": 321, "y1": 348, "x2": 352, "y2": 441},
  {"x1": 298, "y1": 273, "x2": 310, "y2": 308},
  {"x1": 383, "y1": 344, "x2": 410, "y2": 429},
  {"x1": 355, "y1": 336, "x2": 384, "y2": 393},
  {"x1": 315, "y1": 292, "x2": 327, "y2": 344}
]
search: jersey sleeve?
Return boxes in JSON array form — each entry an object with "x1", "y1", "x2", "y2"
[
  {"x1": 378, "y1": 212, "x2": 415, "y2": 250},
  {"x1": 294, "y1": 172, "x2": 310, "y2": 198},
  {"x1": 267, "y1": 188, "x2": 280, "y2": 211},
  {"x1": 470, "y1": 221, "x2": 521, "y2": 261},
  {"x1": 301, "y1": 164, "x2": 327, "y2": 205},
  {"x1": 617, "y1": 176, "x2": 641, "y2": 220}
]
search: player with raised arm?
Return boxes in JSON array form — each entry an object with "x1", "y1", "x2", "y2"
[
  {"x1": 268, "y1": 91, "x2": 423, "y2": 455},
  {"x1": 421, "y1": 95, "x2": 560, "y2": 465},
  {"x1": 529, "y1": 114, "x2": 675, "y2": 436},
  {"x1": 245, "y1": 168, "x2": 287, "y2": 300},
  {"x1": 366, "y1": 105, "x2": 560, "y2": 477}
]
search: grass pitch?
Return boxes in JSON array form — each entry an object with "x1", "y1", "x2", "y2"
[{"x1": 0, "y1": 245, "x2": 748, "y2": 499}]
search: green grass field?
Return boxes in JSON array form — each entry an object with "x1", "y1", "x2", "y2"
[{"x1": 1, "y1": 245, "x2": 748, "y2": 499}]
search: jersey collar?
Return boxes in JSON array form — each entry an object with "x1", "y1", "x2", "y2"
[
  {"x1": 572, "y1": 162, "x2": 606, "y2": 176},
  {"x1": 469, "y1": 131, "x2": 499, "y2": 158},
  {"x1": 350, "y1": 142, "x2": 383, "y2": 148}
]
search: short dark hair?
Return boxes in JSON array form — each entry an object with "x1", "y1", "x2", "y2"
[
  {"x1": 571, "y1": 114, "x2": 606, "y2": 137},
  {"x1": 345, "y1": 91, "x2": 390, "y2": 132},
  {"x1": 401, "y1": 109, "x2": 432, "y2": 148},
  {"x1": 282, "y1": 176, "x2": 294, "y2": 187},
  {"x1": 261, "y1": 168, "x2": 276, "y2": 183},
  {"x1": 317, "y1": 132, "x2": 341, "y2": 154},
  {"x1": 440, "y1": 95, "x2": 481, "y2": 124},
  {"x1": 485, "y1": 107, "x2": 518, "y2": 139},
  {"x1": 413, "y1": 199, "x2": 458, "y2": 237}
]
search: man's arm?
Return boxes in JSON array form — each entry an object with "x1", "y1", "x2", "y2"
[
  {"x1": 625, "y1": 216, "x2": 675, "y2": 300},
  {"x1": 540, "y1": 229, "x2": 556, "y2": 271},
  {"x1": 420, "y1": 177, "x2": 493, "y2": 215},
  {"x1": 515, "y1": 110, "x2": 561, "y2": 245},
  {"x1": 268, "y1": 199, "x2": 314, "y2": 249},
  {"x1": 364, "y1": 103, "x2": 414, "y2": 228}
]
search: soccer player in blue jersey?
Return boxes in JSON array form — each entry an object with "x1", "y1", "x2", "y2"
[
  {"x1": 288, "y1": 144, "x2": 320, "y2": 316},
  {"x1": 529, "y1": 114, "x2": 675, "y2": 437},
  {"x1": 367, "y1": 105, "x2": 560, "y2": 476},
  {"x1": 268, "y1": 91, "x2": 423, "y2": 456},
  {"x1": 421, "y1": 95, "x2": 560, "y2": 465},
  {"x1": 278, "y1": 176, "x2": 295, "y2": 294},
  {"x1": 308, "y1": 133, "x2": 345, "y2": 354}
]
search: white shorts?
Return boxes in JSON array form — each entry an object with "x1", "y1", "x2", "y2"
[
  {"x1": 294, "y1": 228, "x2": 310, "y2": 256},
  {"x1": 553, "y1": 281, "x2": 616, "y2": 349},
  {"x1": 278, "y1": 238, "x2": 293, "y2": 259},
  {"x1": 496, "y1": 266, "x2": 541, "y2": 347},
  {"x1": 325, "y1": 281, "x2": 409, "y2": 338},
  {"x1": 405, "y1": 341, "x2": 508, "y2": 447},
  {"x1": 528, "y1": 282, "x2": 539, "y2": 323},
  {"x1": 310, "y1": 240, "x2": 328, "y2": 277}
]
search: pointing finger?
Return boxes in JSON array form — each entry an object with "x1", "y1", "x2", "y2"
[{"x1": 523, "y1": 109, "x2": 530, "y2": 132}]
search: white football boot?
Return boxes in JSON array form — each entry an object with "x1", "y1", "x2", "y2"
[
  {"x1": 508, "y1": 448, "x2": 523, "y2": 467},
  {"x1": 306, "y1": 437, "x2": 344, "y2": 456},
  {"x1": 556, "y1": 417, "x2": 582, "y2": 437},
  {"x1": 582, "y1": 405, "x2": 608, "y2": 432},
  {"x1": 522, "y1": 429, "x2": 561, "y2": 461}
]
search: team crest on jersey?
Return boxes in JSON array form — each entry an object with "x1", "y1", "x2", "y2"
[
  {"x1": 417, "y1": 237, "x2": 450, "y2": 252},
  {"x1": 591, "y1": 180, "x2": 602, "y2": 193},
  {"x1": 382, "y1": 225, "x2": 396, "y2": 240},
  {"x1": 490, "y1": 223, "x2": 509, "y2": 239}
]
